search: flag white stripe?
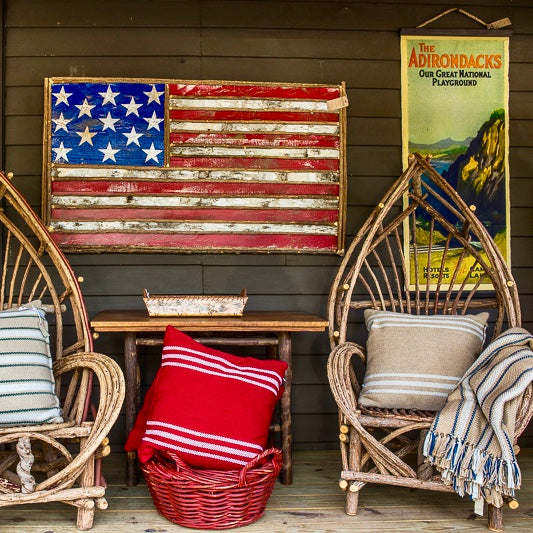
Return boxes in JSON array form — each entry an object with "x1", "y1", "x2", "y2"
[
  {"x1": 52, "y1": 167, "x2": 340, "y2": 183},
  {"x1": 50, "y1": 220, "x2": 338, "y2": 235},
  {"x1": 51, "y1": 194, "x2": 339, "y2": 210},
  {"x1": 169, "y1": 97, "x2": 330, "y2": 112},
  {"x1": 170, "y1": 121, "x2": 340, "y2": 134},
  {"x1": 169, "y1": 145, "x2": 340, "y2": 158}
]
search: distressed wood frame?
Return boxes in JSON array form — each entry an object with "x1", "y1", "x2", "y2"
[{"x1": 42, "y1": 77, "x2": 347, "y2": 254}]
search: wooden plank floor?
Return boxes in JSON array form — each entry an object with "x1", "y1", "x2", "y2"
[{"x1": 0, "y1": 450, "x2": 532, "y2": 532}]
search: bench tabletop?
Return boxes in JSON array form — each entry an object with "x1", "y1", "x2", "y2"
[{"x1": 91, "y1": 309, "x2": 329, "y2": 333}]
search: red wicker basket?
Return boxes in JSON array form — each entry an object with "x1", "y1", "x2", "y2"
[{"x1": 141, "y1": 448, "x2": 282, "y2": 529}]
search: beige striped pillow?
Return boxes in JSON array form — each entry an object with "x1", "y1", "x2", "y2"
[
  {"x1": 358, "y1": 309, "x2": 489, "y2": 411},
  {"x1": 0, "y1": 305, "x2": 63, "y2": 427}
]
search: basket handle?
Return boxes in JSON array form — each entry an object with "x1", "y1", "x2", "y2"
[{"x1": 238, "y1": 448, "x2": 282, "y2": 487}]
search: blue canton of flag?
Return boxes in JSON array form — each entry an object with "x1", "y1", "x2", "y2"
[{"x1": 51, "y1": 82, "x2": 165, "y2": 167}]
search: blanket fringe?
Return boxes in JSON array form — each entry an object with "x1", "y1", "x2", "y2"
[{"x1": 423, "y1": 430, "x2": 521, "y2": 507}]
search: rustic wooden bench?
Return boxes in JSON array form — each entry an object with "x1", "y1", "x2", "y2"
[{"x1": 91, "y1": 309, "x2": 328, "y2": 486}]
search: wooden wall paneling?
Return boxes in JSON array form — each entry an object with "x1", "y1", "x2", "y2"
[
  {"x1": 5, "y1": 0, "x2": 202, "y2": 27},
  {"x1": 6, "y1": 28, "x2": 202, "y2": 56},
  {"x1": 199, "y1": 1, "x2": 527, "y2": 32},
  {"x1": 3, "y1": 57, "x2": 202, "y2": 85},
  {"x1": 2, "y1": 0, "x2": 532, "y2": 449},
  {"x1": 201, "y1": 28, "x2": 400, "y2": 59},
  {"x1": 0, "y1": 0, "x2": 4, "y2": 170},
  {"x1": 511, "y1": 237, "x2": 533, "y2": 266}
]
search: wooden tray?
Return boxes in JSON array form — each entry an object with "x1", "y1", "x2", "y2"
[{"x1": 143, "y1": 289, "x2": 248, "y2": 317}]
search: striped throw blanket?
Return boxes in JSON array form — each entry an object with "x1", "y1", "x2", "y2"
[{"x1": 423, "y1": 328, "x2": 533, "y2": 507}]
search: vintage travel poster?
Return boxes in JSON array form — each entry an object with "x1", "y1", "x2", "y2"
[{"x1": 401, "y1": 32, "x2": 510, "y2": 288}]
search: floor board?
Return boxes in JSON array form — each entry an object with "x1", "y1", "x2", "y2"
[{"x1": 0, "y1": 450, "x2": 531, "y2": 532}]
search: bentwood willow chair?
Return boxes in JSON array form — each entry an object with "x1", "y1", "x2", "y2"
[
  {"x1": 0, "y1": 171, "x2": 124, "y2": 530},
  {"x1": 327, "y1": 153, "x2": 532, "y2": 531}
]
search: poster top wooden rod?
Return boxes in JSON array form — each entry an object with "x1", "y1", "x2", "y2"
[{"x1": 415, "y1": 8, "x2": 511, "y2": 30}]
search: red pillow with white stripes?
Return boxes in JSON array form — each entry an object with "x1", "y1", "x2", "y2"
[{"x1": 125, "y1": 325, "x2": 287, "y2": 470}]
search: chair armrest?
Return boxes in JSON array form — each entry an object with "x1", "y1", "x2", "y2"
[
  {"x1": 327, "y1": 341, "x2": 366, "y2": 420},
  {"x1": 33, "y1": 352, "x2": 126, "y2": 491},
  {"x1": 54, "y1": 351, "x2": 125, "y2": 432}
]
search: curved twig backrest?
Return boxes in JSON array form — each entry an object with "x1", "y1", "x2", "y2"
[
  {"x1": 328, "y1": 153, "x2": 520, "y2": 348},
  {"x1": 0, "y1": 171, "x2": 92, "y2": 359}
]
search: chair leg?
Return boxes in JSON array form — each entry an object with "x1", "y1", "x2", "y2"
[
  {"x1": 487, "y1": 504, "x2": 503, "y2": 532},
  {"x1": 346, "y1": 427, "x2": 362, "y2": 515},
  {"x1": 76, "y1": 437, "x2": 96, "y2": 531}
]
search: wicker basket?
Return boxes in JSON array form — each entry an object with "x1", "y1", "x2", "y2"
[{"x1": 141, "y1": 448, "x2": 282, "y2": 529}]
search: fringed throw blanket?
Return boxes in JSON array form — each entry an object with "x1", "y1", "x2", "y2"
[{"x1": 423, "y1": 328, "x2": 533, "y2": 507}]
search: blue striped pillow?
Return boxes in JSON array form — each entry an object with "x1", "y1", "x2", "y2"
[
  {"x1": 0, "y1": 305, "x2": 63, "y2": 426},
  {"x1": 359, "y1": 310, "x2": 489, "y2": 411}
]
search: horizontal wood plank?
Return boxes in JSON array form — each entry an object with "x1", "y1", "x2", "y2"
[{"x1": 2, "y1": 451, "x2": 532, "y2": 532}]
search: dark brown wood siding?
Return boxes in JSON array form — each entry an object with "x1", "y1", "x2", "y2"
[{"x1": 3, "y1": 0, "x2": 532, "y2": 449}]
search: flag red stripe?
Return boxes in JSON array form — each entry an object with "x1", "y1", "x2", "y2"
[
  {"x1": 52, "y1": 232, "x2": 339, "y2": 251},
  {"x1": 51, "y1": 180, "x2": 339, "y2": 197},
  {"x1": 169, "y1": 109, "x2": 339, "y2": 123},
  {"x1": 51, "y1": 207, "x2": 339, "y2": 223},
  {"x1": 169, "y1": 157, "x2": 339, "y2": 171},
  {"x1": 169, "y1": 132, "x2": 339, "y2": 148},
  {"x1": 168, "y1": 84, "x2": 340, "y2": 100}
]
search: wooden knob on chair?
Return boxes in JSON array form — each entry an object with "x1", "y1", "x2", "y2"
[{"x1": 503, "y1": 496, "x2": 519, "y2": 510}]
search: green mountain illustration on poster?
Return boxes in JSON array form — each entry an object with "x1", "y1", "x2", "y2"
[{"x1": 408, "y1": 109, "x2": 507, "y2": 256}]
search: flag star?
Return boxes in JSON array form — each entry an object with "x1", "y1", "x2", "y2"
[
  {"x1": 144, "y1": 85, "x2": 164, "y2": 105},
  {"x1": 142, "y1": 143, "x2": 163, "y2": 163},
  {"x1": 99, "y1": 142, "x2": 120, "y2": 162},
  {"x1": 75, "y1": 98, "x2": 95, "y2": 118},
  {"x1": 123, "y1": 126, "x2": 143, "y2": 146},
  {"x1": 122, "y1": 96, "x2": 143, "y2": 117},
  {"x1": 99, "y1": 85, "x2": 120, "y2": 106},
  {"x1": 76, "y1": 126, "x2": 98, "y2": 146},
  {"x1": 53, "y1": 86, "x2": 73, "y2": 106},
  {"x1": 143, "y1": 111, "x2": 164, "y2": 131},
  {"x1": 52, "y1": 142, "x2": 72, "y2": 162},
  {"x1": 99, "y1": 112, "x2": 120, "y2": 131},
  {"x1": 52, "y1": 112, "x2": 72, "y2": 132}
]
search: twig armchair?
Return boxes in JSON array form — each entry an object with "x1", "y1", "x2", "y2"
[
  {"x1": 0, "y1": 171, "x2": 125, "y2": 530},
  {"x1": 327, "y1": 153, "x2": 532, "y2": 531}
]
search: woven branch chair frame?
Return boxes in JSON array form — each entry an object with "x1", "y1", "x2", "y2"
[
  {"x1": 0, "y1": 171, "x2": 125, "y2": 530},
  {"x1": 327, "y1": 153, "x2": 532, "y2": 531}
]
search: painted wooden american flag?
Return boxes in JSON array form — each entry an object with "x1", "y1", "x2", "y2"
[{"x1": 43, "y1": 78, "x2": 347, "y2": 253}]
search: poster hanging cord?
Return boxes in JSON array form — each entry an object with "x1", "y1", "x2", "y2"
[{"x1": 417, "y1": 8, "x2": 511, "y2": 30}]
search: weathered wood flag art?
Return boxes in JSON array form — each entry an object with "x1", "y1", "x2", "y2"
[{"x1": 43, "y1": 78, "x2": 347, "y2": 253}]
